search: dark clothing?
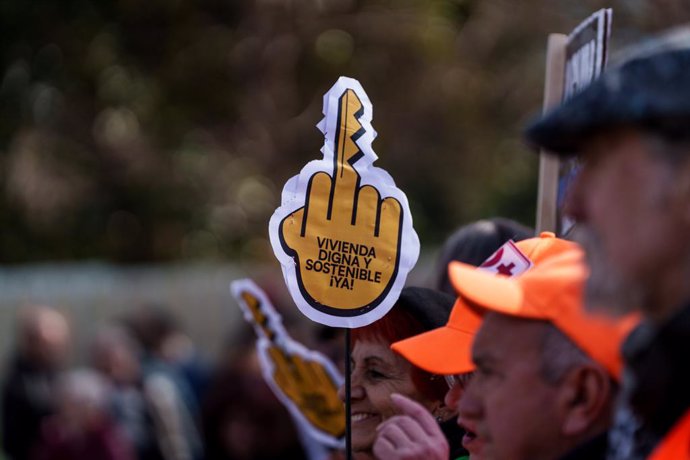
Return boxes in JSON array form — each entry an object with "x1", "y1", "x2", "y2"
[
  {"x1": 141, "y1": 357, "x2": 203, "y2": 460},
  {"x1": 646, "y1": 407, "x2": 690, "y2": 459},
  {"x1": 174, "y1": 353, "x2": 210, "y2": 409},
  {"x1": 201, "y1": 364, "x2": 307, "y2": 460},
  {"x1": 109, "y1": 384, "x2": 164, "y2": 460},
  {"x1": 439, "y1": 418, "x2": 469, "y2": 460},
  {"x1": 623, "y1": 303, "x2": 690, "y2": 440},
  {"x1": 32, "y1": 416, "x2": 135, "y2": 460},
  {"x1": 1, "y1": 356, "x2": 57, "y2": 460},
  {"x1": 558, "y1": 432, "x2": 608, "y2": 460}
]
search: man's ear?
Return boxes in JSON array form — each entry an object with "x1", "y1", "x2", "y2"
[{"x1": 557, "y1": 365, "x2": 613, "y2": 437}]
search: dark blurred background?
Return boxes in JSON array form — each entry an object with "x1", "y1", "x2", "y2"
[
  {"x1": 3, "y1": 0, "x2": 688, "y2": 266},
  {"x1": 1, "y1": 0, "x2": 690, "y2": 388}
]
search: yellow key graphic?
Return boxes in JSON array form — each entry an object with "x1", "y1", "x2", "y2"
[
  {"x1": 279, "y1": 89, "x2": 403, "y2": 314},
  {"x1": 239, "y1": 289, "x2": 346, "y2": 439}
]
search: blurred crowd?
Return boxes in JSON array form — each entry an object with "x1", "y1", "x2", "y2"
[{"x1": 0, "y1": 303, "x2": 324, "y2": 460}]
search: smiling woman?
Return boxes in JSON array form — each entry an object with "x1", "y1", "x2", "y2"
[{"x1": 337, "y1": 287, "x2": 467, "y2": 459}]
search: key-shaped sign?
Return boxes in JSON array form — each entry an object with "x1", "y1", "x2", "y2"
[
  {"x1": 269, "y1": 77, "x2": 419, "y2": 328},
  {"x1": 230, "y1": 279, "x2": 345, "y2": 447}
]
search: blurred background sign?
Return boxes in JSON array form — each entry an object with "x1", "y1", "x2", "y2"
[{"x1": 536, "y1": 8, "x2": 612, "y2": 235}]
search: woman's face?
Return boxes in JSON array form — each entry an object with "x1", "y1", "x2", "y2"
[{"x1": 339, "y1": 338, "x2": 436, "y2": 453}]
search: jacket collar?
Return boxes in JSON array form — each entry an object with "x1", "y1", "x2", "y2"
[{"x1": 624, "y1": 303, "x2": 690, "y2": 437}]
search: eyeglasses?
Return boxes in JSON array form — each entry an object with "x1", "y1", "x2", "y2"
[
  {"x1": 444, "y1": 375, "x2": 461, "y2": 388},
  {"x1": 431, "y1": 372, "x2": 474, "y2": 389},
  {"x1": 444, "y1": 373, "x2": 474, "y2": 389}
]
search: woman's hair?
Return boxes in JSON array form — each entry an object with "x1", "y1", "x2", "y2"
[
  {"x1": 352, "y1": 304, "x2": 427, "y2": 346},
  {"x1": 435, "y1": 218, "x2": 533, "y2": 295},
  {"x1": 351, "y1": 288, "x2": 454, "y2": 402}
]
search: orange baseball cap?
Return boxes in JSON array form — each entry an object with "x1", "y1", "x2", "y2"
[
  {"x1": 391, "y1": 232, "x2": 578, "y2": 375},
  {"x1": 449, "y1": 249, "x2": 638, "y2": 380}
]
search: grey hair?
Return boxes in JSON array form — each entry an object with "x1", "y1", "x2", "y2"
[{"x1": 539, "y1": 324, "x2": 594, "y2": 385}]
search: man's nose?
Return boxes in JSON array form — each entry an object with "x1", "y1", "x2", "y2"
[
  {"x1": 338, "y1": 374, "x2": 365, "y2": 403},
  {"x1": 457, "y1": 380, "x2": 482, "y2": 421},
  {"x1": 444, "y1": 380, "x2": 464, "y2": 410}
]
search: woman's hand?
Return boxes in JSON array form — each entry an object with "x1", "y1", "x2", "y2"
[{"x1": 373, "y1": 393, "x2": 450, "y2": 460}]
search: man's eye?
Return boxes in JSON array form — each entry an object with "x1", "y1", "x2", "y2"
[{"x1": 477, "y1": 366, "x2": 494, "y2": 378}]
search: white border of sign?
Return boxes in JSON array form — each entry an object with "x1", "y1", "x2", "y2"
[
  {"x1": 230, "y1": 278, "x2": 345, "y2": 448},
  {"x1": 268, "y1": 76, "x2": 420, "y2": 328}
]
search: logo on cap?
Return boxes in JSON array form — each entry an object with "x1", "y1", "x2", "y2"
[{"x1": 479, "y1": 240, "x2": 533, "y2": 276}]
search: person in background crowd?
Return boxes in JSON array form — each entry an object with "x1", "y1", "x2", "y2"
[
  {"x1": 433, "y1": 218, "x2": 532, "y2": 295},
  {"x1": 1, "y1": 306, "x2": 71, "y2": 460},
  {"x1": 158, "y1": 328, "x2": 209, "y2": 409},
  {"x1": 126, "y1": 307, "x2": 209, "y2": 409},
  {"x1": 125, "y1": 307, "x2": 203, "y2": 460},
  {"x1": 31, "y1": 369, "x2": 135, "y2": 460},
  {"x1": 91, "y1": 325, "x2": 163, "y2": 460},
  {"x1": 338, "y1": 287, "x2": 465, "y2": 460},
  {"x1": 523, "y1": 25, "x2": 690, "y2": 460},
  {"x1": 201, "y1": 333, "x2": 307, "y2": 460}
]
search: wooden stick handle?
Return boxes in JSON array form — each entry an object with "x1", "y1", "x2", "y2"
[{"x1": 536, "y1": 33, "x2": 567, "y2": 234}]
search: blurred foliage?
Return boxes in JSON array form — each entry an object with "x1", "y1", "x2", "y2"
[{"x1": 1, "y1": 0, "x2": 690, "y2": 263}]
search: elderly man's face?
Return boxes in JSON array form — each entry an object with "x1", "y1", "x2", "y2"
[
  {"x1": 565, "y1": 128, "x2": 689, "y2": 318},
  {"x1": 458, "y1": 313, "x2": 565, "y2": 460}
]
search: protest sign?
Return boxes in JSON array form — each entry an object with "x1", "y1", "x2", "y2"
[
  {"x1": 536, "y1": 9, "x2": 612, "y2": 235},
  {"x1": 558, "y1": 8, "x2": 612, "y2": 235},
  {"x1": 564, "y1": 9, "x2": 612, "y2": 99},
  {"x1": 230, "y1": 279, "x2": 345, "y2": 448},
  {"x1": 269, "y1": 76, "x2": 420, "y2": 328}
]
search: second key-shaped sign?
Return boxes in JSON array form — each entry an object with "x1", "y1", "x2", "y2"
[{"x1": 269, "y1": 77, "x2": 420, "y2": 328}]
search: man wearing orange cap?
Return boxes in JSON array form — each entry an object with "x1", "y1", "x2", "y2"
[
  {"x1": 374, "y1": 235, "x2": 637, "y2": 460},
  {"x1": 455, "y1": 250, "x2": 636, "y2": 460}
]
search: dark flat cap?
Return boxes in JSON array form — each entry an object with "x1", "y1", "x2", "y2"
[{"x1": 525, "y1": 29, "x2": 690, "y2": 155}]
